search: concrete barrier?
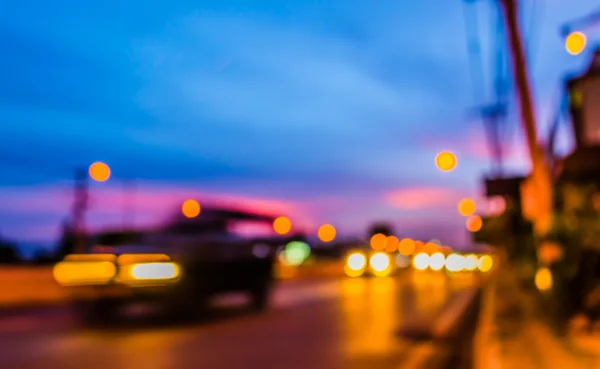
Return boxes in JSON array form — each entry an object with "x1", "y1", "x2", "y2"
[{"x1": 0, "y1": 267, "x2": 67, "y2": 308}]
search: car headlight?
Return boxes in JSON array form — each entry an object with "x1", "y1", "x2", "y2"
[
  {"x1": 412, "y1": 252, "x2": 430, "y2": 271},
  {"x1": 345, "y1": 252, "x2": 367, "y2": 277},
  {"x1": 128, "y1": 262, "x2": 181, "y2": 281},
  {"x1": 53, "y1": 260, "x2": 117, "y2": 286},
  {"x1": 369, "y1": 252, "x2": 392, "y2": 277}
]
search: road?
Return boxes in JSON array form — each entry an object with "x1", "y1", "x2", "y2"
[{"x1": 0, "y1": 271, "x2": 479, "y2": 369}]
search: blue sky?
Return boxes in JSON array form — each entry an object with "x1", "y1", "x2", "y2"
[{"x1": 0, "y1": 0, "x2": 598, "y2": 246}]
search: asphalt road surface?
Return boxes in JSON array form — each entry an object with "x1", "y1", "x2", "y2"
[{"x1": 0, "y1": 271, "x2": 478, "y2": 369}]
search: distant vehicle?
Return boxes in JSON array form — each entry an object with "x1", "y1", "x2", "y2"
[
  {"x1": 53, "y1": 208, "x2": 282, "y2": 322},
  {"x1": 343, "y1": 247, "x2": 398, "y2": 278}
]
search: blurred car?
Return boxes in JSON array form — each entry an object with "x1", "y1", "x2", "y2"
[
  {"x1": 343, "y1": 248, "x2": 397, "y2": 277},
  {"x1": 53, "y1": 208, "x2": 279, "y2": 322}
]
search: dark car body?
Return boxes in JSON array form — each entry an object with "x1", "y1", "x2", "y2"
[{"x1": 55, "y1": 207, "x2": 281, "y2": 321}]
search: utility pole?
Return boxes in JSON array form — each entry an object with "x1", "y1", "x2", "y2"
[
  {"x1": 122, "y1": 179, "x2": 136, "y2": 231},
  {"x1": 72, "y1": 168, "x2": 89, "y2": 253},
  {"x1": 498, "y1": 0, "x2": 553, "y2": 236}
]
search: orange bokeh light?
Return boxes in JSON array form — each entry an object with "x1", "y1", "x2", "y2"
[
  {"x1": 88, "y1": 162, "x2": 111, "y2": 182},
  {"x1": 318, "y1": 224, "x2": 336, "y2": 243},
  {"x1": 423, "y1": 242, "x2": 439, "y2": 255},
  {"x1": 457, "y1": 198, "x2": 476, "y2": 217},
  {"x1": 181, "y1": 199, "x2": 201, "y2": 218},
  {"x1": 414, "y1": 240, "x2": 425, "y2": 253},
  {"x1": 273, "y1": 216, "x2": 292, "y2": 235},
  {"x1": 398, "y1": 238, "x2": 416, "y2": 256},
  {"x1": 435, "y1": 151, "x2": 457, "y2": 172},
  {"x1": 385, "y1": 235, "x2": 399, "y2": 252},
  {"x1": 466, "y1": 215, "x2": 483, "y2": 232},
  {"x1": 370, "y1": 233, "x2": 387, "y2": 250},
  {"x1": 565, "y1": 31, "x2": 586, "y2": 56}
]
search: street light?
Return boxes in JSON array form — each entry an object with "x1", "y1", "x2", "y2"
[
  {"x1": 87, "y1": 162, "x2": 136, "y2": 229},
  {"x1": 273, "y1": 216, "x2": 292, "y2": 235},
  {"x1": 435, "y1": 151, "x2": 457, "y2": 172},
  {"x1": 317, "y1": 224, "x2": 336, "y2": 243},
  {"x1": 466, "y1": 215, "x2": 483, "y2": 232},
  {"x1": 457, "y1": 198, "x2": 476, "y2": 217},
  {"x1": 181, "y1": 199, "x2": 201, "y2": 218},
  {"x1": 565, "y1": 31, "x2": 587, "y2": 55},
  {"x1": 88, "y1": 162, "x2": 110, "y2": 182}
]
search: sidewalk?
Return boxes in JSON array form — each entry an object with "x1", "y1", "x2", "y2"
[{"x1": 474, "y1": 268, "x2": 600, "y2": 369}]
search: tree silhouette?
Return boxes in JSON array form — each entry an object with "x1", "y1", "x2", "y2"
[
  {"x1": 56, "y1": 218, "x2": 76, "y2": 260},
  {"x1": 367, "y1": 222, "x2": 395, "y2": 238},
  {"x1": 0, "y1": 237, "x2": 20, "y2": 264}
]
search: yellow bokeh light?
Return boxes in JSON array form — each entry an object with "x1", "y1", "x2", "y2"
[
  {"x1": 53, "y1": 261, "x2": 117, "y2": 286},
  {"x1": 429, "y1": 252, "x2": 445, "y2": 271},
  {"x1": 369, "y1": 252, "x2": 392, "y2": 277},
  {"x1": 466, "y1": 215, "x2": 483, "y2": 232},
  {"x1": 370, "y1": 233, "x2": 387, "y2": 250},
  {"x1": 435, "y1": 151, "x2": 457, "y2": 172},
  {"x1": 273, "y1": 216, "x2": 292, "y2": 235},
  {"x1": 445, "y1": 253, "x2": 465, "y2": 272},
  {"x1": 477, "y1": 255, "x2": 493, "y2": 272},
  {"x1": 181, "y1": 199, "x2": 201, "y2": 218},
  {"x1": 398, "y1": 238, "x2": 416, "y2": 256},
  {"x1": 412, "y1": 252, "x2": 430, "y2": 271},
  {"x1": 318, "y1": 224, "x2": 336, "y2": 242},
  {"x1": 457, "y1": 198, "x2": 476, "y2": 217},
  {"x1": 346, "y1": 253, "x2": 366, "y2": 271},
  {"x1": 88, "y1": 161, "x2": 111, "y2": 182},
  {"x1": 464, "y1": 254, "x2": 478, "y2": 271},
  {"x1": 535, "y1": 267, "x2": 553, "y2": 291},
  {"x1": 565, "y1": 31, "x2": 587, "y2": 55},
  {"x1": 385, "y1": 235, "x2": 399, "y2": 252}
]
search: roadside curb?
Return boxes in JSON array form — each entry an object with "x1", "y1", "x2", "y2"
[
  {"x1": 473, "y1": 276, "x2": 502, "y2": 369},
  {"x1": 397, "y1": 286, "x2": 482, "y2": 369}
]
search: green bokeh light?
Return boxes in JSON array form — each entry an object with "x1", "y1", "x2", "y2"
[{"x1": 283, "y1": 241, "x2": 311, "y2": 266}]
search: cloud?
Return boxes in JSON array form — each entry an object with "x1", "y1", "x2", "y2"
[
  {"x1": 3, "y1": 0, "x2": 597, "y2": 248},
  {"x1": 0, "y1": 182, "x2": 314, "y2": 241},
  {"x1": 129, "y1": 11, "x2": 474, "y2": 178},
  {"x1": 384, "y1": 187, "x2": 462, "y2": 210}
]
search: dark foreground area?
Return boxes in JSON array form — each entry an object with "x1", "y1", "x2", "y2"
[{"x1": 0, "y1": 271, "x2": 480, "y2": 369}]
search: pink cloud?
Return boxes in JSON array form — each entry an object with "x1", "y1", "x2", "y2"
[
  {"x1": 0, "y1": 183, "x2": 321, "y2": 241},
  {"x1": 1, "y1": 184, "x2": 300, "y2": 216},
  {"x1": 0, "y1": 186, "x2": 72, "y2": 215},
  {"x1": 384, "y1": 186, "x2": 462, "y2": 210},
  {"x1": 0, "y1": 182, "x2": 503, "y2": 245}
]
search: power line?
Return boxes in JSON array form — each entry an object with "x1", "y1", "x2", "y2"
[
  {"x1": 462, "y1": 0, "x2": 512, "y2": 175},
  {"x1": 524, "y1": 0, "x2": 545, "y2": 68},
  {"x1": 462, "y1": 0, "x2": 489, "y2": 104}
]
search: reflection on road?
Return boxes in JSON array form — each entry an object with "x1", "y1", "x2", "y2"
[{"x1": 0, "y1": 271, "x2": 477, "y2": 369}]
